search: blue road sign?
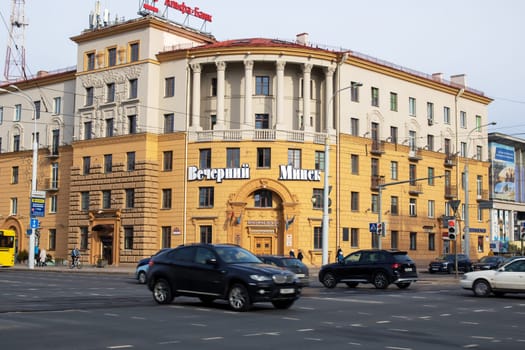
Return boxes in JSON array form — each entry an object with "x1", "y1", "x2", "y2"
[
  {"x1": 30, "y1": 218, "x2": 39, "y2": 229},
  {"x1": 31, "y1": 197, "x2": 45, "y2": 217},
  {"x1": 369, "y1": 222, "x2": 377, "y2": 233}
]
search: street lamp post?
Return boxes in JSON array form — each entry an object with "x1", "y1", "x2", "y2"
[
  {"x1": 0, "y1": 85, "x2": 38, "y2": 269},
  {"x1": 463, "y1": 121, "x2": 496, "y2": 259}
]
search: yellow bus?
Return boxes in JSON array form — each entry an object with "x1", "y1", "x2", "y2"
[{"x1": 0, "y1": 230, "x2": 16, "y2": 267}]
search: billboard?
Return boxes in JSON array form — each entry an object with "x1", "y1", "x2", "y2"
[{"x1": 490, "y1": 142, "x2": 515, "y2": 201}]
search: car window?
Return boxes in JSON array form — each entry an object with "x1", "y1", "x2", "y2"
[
  {"x1": 393, "y1": 253, "x2": 412, "y2": 263},
  {"x1": 216, "y1": 246, "x2": 261, "y2": 264},
  {"x1": 194, "y1": 247, "x2": 216, "y2": 265},
  {"x1": 167, "y1": 246, "x2": 195, "y2": 262},
  {"x1": 282, "y1": 258, "x2": 301, "y2": 267},
  {"x1": 506, "y1": 260, "x2": 525, "y2": 272},
  {"x1": 346, "y1": 252, "x2": 362, "y2": 263}
]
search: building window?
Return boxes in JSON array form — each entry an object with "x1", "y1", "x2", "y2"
[
  {"x1": 165, "y1": 77, "x2": 175, "y2": 97},
  {"x1": 226, "y1": 148, "x2": 240, "y2": 168},
  {"x1": 460, "y1": 142, "x2": 467, "y2": 157},
  {"x1": 125, "y1": 189, "x2": 135, "y2": 209},
  {"x1": 86, "y1": 87, "x2": 94, "y2": 106},
  {"x1": 254, "y1": 189, "x2": 273, "y2": 208},
  {"x1": 315, "y1": 151, "x2": 325, "y2": 171},
  {"x1": 288, "y1": 149, "x2": 301, "y2": 168},
  {"x1": 255, "y1": 113, "x2": 269, "y2": 129},
  {"x1": 390, "y1": 126, "x2": 398, "y2": 144},
  {"x1": 161, "y1": 226, "x2": 171, "y2": 248},
  {"x1": 371, "y1": 87, "x2": 379, "y2": 107},
  {"x1": 350, "y1": 82, "x2": 360, "y2": 102},
  {"x1": 86, "y1": 52, "x2": 95, "y2": 70},
  {"x1": 351, "y1": 154, "x2": 359, "y2": 174},
  {"x1": 312, "y1": 189, "x2": 323, "y2": 209},
  {"x1": 104, "y1": 154, "x2": 112, "y2": 173},
  {"x1": 11, "y1": 166, "x2": 18, "y2": 184},
  {"x1": 476, "y1": 175, "x2": 483, "y2": 198},
  {"x1": 84, "y1": 121, "x2": 92, "y2": 140},
  {"x1": 351, "y1": 228, "x2": 359, "y2": 248},
  {"x1": 441, "y1": 106, "x2": 450, "y2": 125},
  {"x1": 428, "y1": 233, "x2": 435, "y2": 251},
  {"x1": 371, "y1": 194, "x2": 378, "y2": 213},
  {"x1": 391, "y1": 161, "x2": 398, "y2": 180},
  {"x1": 48, "y1": 195, "x2": 58, "y2": 214},
  {"x1": 164, "y1": 113, "x2": 174, "y2": 133},
  {"x1": 10, "y1": 197, "x2": 18, "y2": 215},
  {"x1": 342, "y1": 227, "x2": 349, "y2": 242},
  {"x1": 459, "y1": 111, "x2": 467, "y2": 129},
  {"x1": 476, "y1": 115, "x2": 482, "y2": 130},
  {"x1": 34, "y1": 101, "x2": 41, "y2": 119},
  {"x1": 428, "y1": 167, "x2": 435, "y2": 185},
  {"x1": 81, "y1": 191, "x2": 89, "y2": 211},
  {"x1": 350, "y1": 118, "x2": 359, "y2": 136},
  {"x1": 162, "y1": 189, "x2": 172, "y2": 209},
  {"x1": 83, "y1": 156, "x2": 91, "y2": 175},
  {"x1": 257, "y1": 148, "x2": 271, "y2": 168},
  {"x1": 127, "y1": 152, "x2": 135, "y2": 171},
  {"x1": 476, "y1": 146, "x2": 482, "y2": 161},
  {"x1": 163, "y1": 151, "x2": 173, "y2": 171},
  {"x1": 0, "y1": 106, "x2": 3, "y2": 124},
  {"x1": 51, "y1": 129, "x2": 59, "y2": 155},
  {"x1": 408, "y1": 130, "x2": 417, "y2": 151},
  {"x1": 108, "y1": 47, "x2": 117, "y2": 66},
  {"x1": 51, "y1": 162, "x2": 59, "y2": 189},
  {"x1": 211, "y1": 78, "x2": 217, "y2": 96},
  {"x1": 14, "y1": 104, "x2": 21, "y2": 121},
  {"x1": 391, "y1": 231, "x2": 399, "y2": 250},
  {"x1": 129, "y1": 79, "x2": 138, "y2": 99},
  {"x1": 409, "y1": 97, "x2": 416, "y2": 117},
  {"x1": 210, "y1": 114, "x2": 217, "y2": 129},
  {"x1": 427, "y1": 102, "x2": 434, "y2": 123},
  {"x1": 409, "y1": 198, "x2": 417, "y2": 216},
  {"x1": 477, "y1": 207, "x2": 483, "y2": 222},
  {"x1": 80, "y1": 226, "x2": 89, "y2": 250},
  {"x1": 427, "y1": 134, "x2": 434, "y2": 151},
  {"x1": 391, "y1": 196, "x2": 399, "y2": 215},
  {"x1": 13, "y1": 134, "x2": 20, "y2": 152},
  {"x1": 409, "y1": 232, "x2": 417, "y2": 250},
  {"x1": 314, "y1": 227, "x2": 323, "y2": 249},
  {"x1": 477, "y1": 236, "x2": 484, "y2": 253},
  {"x1": 351, "y1": 192, "x2": 359, "y2": 211},
  {"x1": 200, "y1": 226, "x2": 213, "y2": 244},
  {"x1": 409, "y1": 164, "x2": 416, "y2": 185},
  {"x1": 106, "y1": 83, "x2": 115, "y2": 103},
  {"x1": 106, "y1": 118, "x2": 114, "y2": 137},
  {"x1": 128, "y1": 115, "x2": 137, "y2": 134},
  {"x1": 124, "y1": 226, "x2": 134, "y2": 249},
  {"x1": 130, "y1": 42, "x2": 139, "y2": 62},
  {"x1": 390, "y1": 92, "x2": 398, "y2": 111},
  {"x1": 199, "y1": 187, "x2": 214, "y2": 208},
  {"x1": 428, "y1": 200, "x2": 435, "y2": 218},
  {"x1": 102, "y1": 190, "x2": 111, "y2": 209},
  {"x1": 49, "y1": 229, "x2": 56, "y2": 250},
  {"x1": 199, "y1": 149, "x2": 211, "y2": 168},
  {"x1": 255, "y1": 76, "x2": 270, "y2": 95}
]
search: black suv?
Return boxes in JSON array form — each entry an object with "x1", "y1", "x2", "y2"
[
  {"x1": 428, "y1": 254, "x2": 473, "y2": 273},
  {"x1": 318, "y1": 249, "x2": 418, "y2": 289},
  {"x1": 146, "y1": 244, "x2": 301, "y2": 311}
]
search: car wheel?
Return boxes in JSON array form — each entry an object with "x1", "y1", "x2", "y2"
[
  {"x1": 271, "y1": 299, "x2": 295, "y2": 309},
  {"x1": 373, "y1": 272, "x2": 389, "y2": 289},
  {"x1": 138, "y1": 271, "x2": 147, "y2": 284},
  {"x1": 228, "y1": 283, "x2": 251, "y2": 312},
  {"x1": 321, "y1": 272, "x2": 337, "y2": 288},
  {"x1": 345, "y1": 282, "x2": 359, "y2": 288},
  {"x1": 152, "y1": 279, "x2": 174, "y2": 304},
  {"x1": 473, "y1": 279, "x2": 492, "y2": 297},
  {"x1": 199, "y1": 296, "x2": 215, "y2": 305},
  {"x1": 396, "y1": 282, "x2": 411, "y2": 289}
]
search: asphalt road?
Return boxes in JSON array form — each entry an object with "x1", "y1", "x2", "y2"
[{"x1": 0, "y1": 269, "x2": 524, "y2": 349}]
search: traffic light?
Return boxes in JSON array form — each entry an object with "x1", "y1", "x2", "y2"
[
  {"x1": 448, "y1": 219, "x2": 457, "y2": 240},
  {"x1": 377, "y1": 222, "x2": 382, "y2": 236}
]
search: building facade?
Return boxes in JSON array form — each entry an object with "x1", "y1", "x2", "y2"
[{"x1": 0, "y1": 12, "x2": 494, "y2": 266}]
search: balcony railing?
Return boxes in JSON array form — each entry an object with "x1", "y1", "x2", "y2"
[
  {"x1": 370, "y1": 140, "x2": 385, "y2": 155},
  {"x1": 444, "y1": 185, "x2": 457, "y2": 199},
  {"x1": 408, "y1": 183, "x2": 423, "y2": 195},
  {"x1": 371, "y1": 175, "x2": 385, "y2": 191},
  {"x1": 444, "y1": 153, "x2": 456, "y2": 167},
  {"x1": 191, "y1": 128, "x2": 332, "y2": 144},
  {"x1": 476, "y1": 189, "x2": 489, "y2": 201},
  {"x1": 43, "y1": 178, "x2": 59, "y2": 191}
]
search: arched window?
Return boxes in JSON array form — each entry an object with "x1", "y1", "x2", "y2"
[{"x1": 254, "y1": 189, "x2": 272, "y2": 208}]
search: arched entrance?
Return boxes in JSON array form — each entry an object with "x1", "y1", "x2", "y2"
[
  {"x1": 89, "y1": 209, "x2": 121, "y2": 266},
  {"x1": 228, "y1": 178, "x2": 299, "y2": 255}
]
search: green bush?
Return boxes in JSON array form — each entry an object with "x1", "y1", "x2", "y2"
[{"x1": 17, "y1": 250, "x2": 28, "y2": 262}]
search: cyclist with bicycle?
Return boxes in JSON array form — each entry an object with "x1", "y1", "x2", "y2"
[{"x1": 71, "y1": 247, "x2": 80, "y2": 268}]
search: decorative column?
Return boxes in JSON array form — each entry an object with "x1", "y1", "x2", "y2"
[
  {"x1": 215, "y1": 61, "x2": 227, "y2": 130},
  {"x1": 243, "y1": 60, "x2": 253, "y2": 129},
  {"x1": 191, "y1": 63, "x2": 202, "y2": 130},
  {"x1": 275, "y1": 61, "x2": 286, "y2": 129},
  {"x1": 324, "y1": 66, "x2": 335, "y2": 134},
  {"x1": 303, "y1": 63, "x2": 313, "y2": 132}
]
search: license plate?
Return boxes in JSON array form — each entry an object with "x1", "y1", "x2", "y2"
[
  {"x1": 405, "y1": 268, "x2": 413, "y2": 272},
  {"x1": 280, "y1": 288, "x2": 294, "y2": 294},
  {"x1": 296, "y1": 274, "x2": 305, "y2": 278}
]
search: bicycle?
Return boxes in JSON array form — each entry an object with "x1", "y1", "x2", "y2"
[{"x1": 70, "y1": 256, "x2": 81, "y2": 269}]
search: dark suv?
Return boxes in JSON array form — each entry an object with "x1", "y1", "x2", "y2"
[
  {"x1": 428, "y1": 254, "x2": 473, "y2": 273},
  {"x1": 318, "y1": 249, "x2": 418, "y2": 289},
  {"x1": 146, "y1": 244, "x2": 302, "y2": 311}
]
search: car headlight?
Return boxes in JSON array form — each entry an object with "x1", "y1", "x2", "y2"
[{"x1": 250, "y1": 274, "x2": 272, "y2": 282}]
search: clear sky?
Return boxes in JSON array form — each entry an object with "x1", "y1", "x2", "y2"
[{"x1": 1, "y1": 0, "x2": 524, "y2": 136}]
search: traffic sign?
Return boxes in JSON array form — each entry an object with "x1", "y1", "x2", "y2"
[
  {"x1": 30, "y1": 218, "x2": 40, "y2": 229},
  {"x1": 369, "y1": 222, "x2": 377, "y2": 233},
  {"x1": 31, "y1": 196, "x2": 45, "y2": 217}
]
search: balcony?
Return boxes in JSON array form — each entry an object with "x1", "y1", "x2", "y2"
[
  {"x1": 191, "y1": 128, "x2": 331, "y2": 144},
  {"x1": 43, "y1": 178, "x2": 59, "y2": 191},
  {"x1": 476, "y1": 189, "x2": 489, "y2": 201},
  {"x1": 370, "y1": 140, "x2": 385, "y2": 155},
  {"x1": 444, "y1": 185, "x2": 457, "y2": 199},
  {"x1": 444, "y1": 153, "x2": 456, "y2": 167},
  {"x1": 408, "y1": 148, "x2": 422, "y2": 161},
  {"x1": 46, "y1": 146, "x2": 60, "y2": 159},
  {"x1": 371, "y1": 175, "x2": 385, "y2": 191},
  {"x1": 408, "y1": 183, "x2": 423, "y2": 195}
]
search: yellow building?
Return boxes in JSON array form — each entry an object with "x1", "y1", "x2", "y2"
[{"x1": 0, "y1": 11, "x2": 493, "y2": 266}]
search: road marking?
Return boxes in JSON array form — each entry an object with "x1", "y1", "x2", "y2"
[
  {"x1": 297, "y1": 328, "x2": 314, "y2": 332},
  {"x1": 471, "y1": 336, "x2": 494, "y2": 340},
  {"x1": 202, "y1": 337, "x2": 223, "y2": 341},
  {"x1": 190, "y1": 323, "x2": 207, "y2": 327},
  {"x1": 461, "y1": 321, "x2": 479, "y2": 325},
  {"x1": 462, "y1": 344, "x2": 479, "y2": 348},
  {"x1": 376, "y1": 320, "x2": 391, "y2": 324},
  {"x1": 282, "y1": 317, "x2": 299, "y2": 321},
  {"x1": 350, "y1": 323, "x2": 365, "y2": 327},
  {"x1": 304, "y1": 337, "x2": 322, "y2": 341},
  {"x1": 130, "y1": 316, "x2": 145, "y2": 320},
  {"x1": 307, "y1": 296, "x2": 383, "y2": 304},
  {"x1": 348, "y1": 342, "x2": 362, "y2": 346},
  {"x1": 440, "y1": 313, "x2": 452, "y2": 316},
  {"x1": 299, "y1": 306, "x2": 315, "y2": 310},
  {"x1": 386, "y1": 346, "x2": 412, "y2": 350},
  {"x1": 104, "y1": 313, "x2": 118, "y2": 317},
  {"x1": 389, "y1": 328, "x2": 409, "y2": 332},
  {"x1": 107, "y1": 346, "x2": 133, "y2": 349},
  {"x1": 158, "y1": 340, "x2": 180, "y2": 344}
]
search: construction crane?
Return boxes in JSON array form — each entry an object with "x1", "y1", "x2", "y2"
[{"x1": 3, "y1": 0, "x2": 27, "y2": 82}]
